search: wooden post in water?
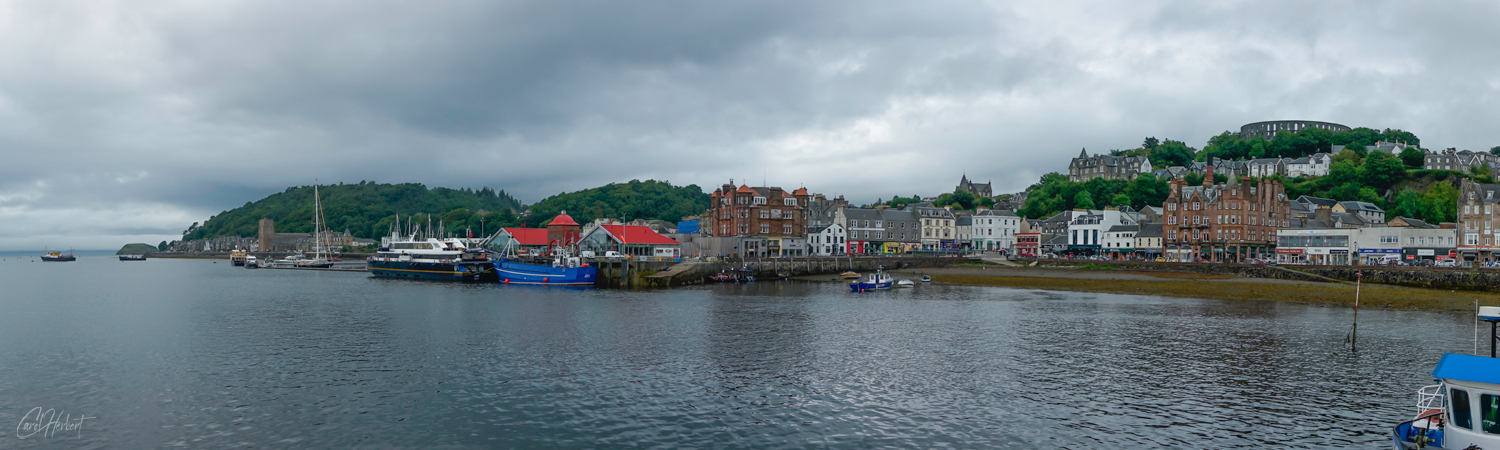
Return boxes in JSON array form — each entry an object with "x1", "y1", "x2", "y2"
[{"x1": 1348, "y1": 269, "x2": 1362, "y2": 350}]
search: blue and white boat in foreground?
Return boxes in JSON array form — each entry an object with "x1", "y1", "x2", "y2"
[
  {"x1": 1392, "y1": 306, "x2": 1500, "y2": 450},
  {"x1": 494, "y1": 254, "x2": 596, "y2": 286},
  {"x1": 850, "y1": 268, "x2": 893, "y2": 292}
]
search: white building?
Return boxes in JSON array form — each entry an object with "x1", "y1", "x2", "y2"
[
  {"x1": 1286, "y1": 153, "x2": 1333, "y2": 177},
  {"x1": 971, "y1": 209, "x2": 1021, "y2": 252},
  {"x1": 808, "y1": 223, "x2": 846, "y2": 256},
  {"x1": 1066, "y1": 209, "x2": 1136, "y2": 255},
  {"x1": 1101, "y1": 225, "x2": 1139, "y2": 260}
]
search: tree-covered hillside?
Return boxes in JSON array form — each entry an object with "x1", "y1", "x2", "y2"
[
  {"x1": 521, "y1": 180, "x2": 708, "y2": 228},
  {"x1": 181, "y1": 182, "x2": 522, "y2": 240}
]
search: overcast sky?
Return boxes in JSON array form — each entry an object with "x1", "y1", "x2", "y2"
[{"x1": 3, "y1": 0, "x2": 1499, "y2": 250}]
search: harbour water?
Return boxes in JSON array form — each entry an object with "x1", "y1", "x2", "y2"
[{"x1": 0, "y1": 254, "x2": 1478, "y2": 448}]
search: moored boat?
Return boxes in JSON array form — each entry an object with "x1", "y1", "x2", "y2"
[
  {"x1": 118, "y1": 254, "x2": 147, "y2": 261},
  {"x1": 230, "y1": 249, "x2": 248, "y2": 266},
  {"x1": 1391, "y1": 306, "x2": 1500, "y2": 450},
  {"x1": 839, "y1": 271, "x2": 860, "y2": 280},
  {"x1": 850, "y1": 268, "x2": 893, "y2": 292},
  {"x1": 244, "y1": 256, "x2": 259, "y2": 268},
  {"x1": 895, "y1": 279, "x2": 914, "y2": 288},
  {"x1": 40, "y1": 251, "x2": 75, "y2": 262},
  {"x1": 368, "y1": 238, "x2": 496, "y2": 282},
  {"x1": 494, "y1": 255, "x2": 596, "y2": 286},
  {"x1": 921, "y1": 275, "x2": 932, "y2": 282}
]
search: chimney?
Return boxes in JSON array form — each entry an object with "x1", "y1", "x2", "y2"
[{"x1": 1204, "y1": 156, "x2": 1215, "y2": 187}]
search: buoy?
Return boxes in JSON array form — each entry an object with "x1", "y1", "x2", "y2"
[
  {"x1": 543, "y1": 277, "x2": 549, "y2": 283},
  {"x1": 503, "y1": 279, "x2": 509, "y2": 284}
]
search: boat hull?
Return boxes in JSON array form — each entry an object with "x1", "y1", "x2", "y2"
[
  {"x1": 850, "y1": 281, "x2": 893, "y2": 291},
  {"x1": 118, "y1": 255, "x2": 146, "y2": 261},
  {"x1": 231, "y1": 261, "x2": 245, "y2": 266},
  {"x1": 369, "y1": 260, "x2": 496, "y2": 282},
  {"x1": 494, "y1": 260, "x2": 597, "y2": 286},
  {"x1": 40, "y1": 256, "x2": 76, "y2": 262}
]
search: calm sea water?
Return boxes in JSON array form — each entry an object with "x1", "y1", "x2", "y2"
[{"x1": 0, "y1": 254, "x2": 1480, "y2": 448}]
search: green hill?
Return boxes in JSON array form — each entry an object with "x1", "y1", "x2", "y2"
[
  {"x1": 116, "y1": 243, "x2": 158, "y2": 255},
  {"x1": 521, "y1": 180, "x2": 708, "y2": 228},
  {"x1": 182, "y1": 182, "x2": 523, "y2": 241}
]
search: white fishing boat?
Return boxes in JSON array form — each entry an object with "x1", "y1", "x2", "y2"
[
  {"x1": 895, "y1": 279, "x2": 915, "y2": 288},
  {"x1": 1391, "y1": 306, "x2": 1500, "y2": 449}
]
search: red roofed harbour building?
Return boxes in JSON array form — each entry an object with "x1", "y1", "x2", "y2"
[
  {"x1": 490, "y1": 228, "x2": 552, "y2": 254},
  {"x1": 703, "y1": 180, "x2": 812, "y2": 257},
  {"x1": 547, "y1": 211, "x2": 582, "y2": 247},
  {"x1": 580, "y1": 224, "x2": 683, "y2": 257}
]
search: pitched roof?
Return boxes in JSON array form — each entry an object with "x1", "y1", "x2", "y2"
[
  {"x1": 792, "y1": 187, "x2": 808, "y2": 196},
  {"x1": 1339, "y1": 201, "x2": 1384, "y2": 213},
  {"x1": 502, "y1": 228, "x2": 550, "y2": 245},
  {"x1": 844, "y1": 208, "x2": 884, "y2": 221},
  {"x1": 879, "y1": 209, "x2": 918, "y2": 222},
  {"x1": 1106, "y1": 225, "x2": 1138, "y2": 233},
  {"x1": 956, "y1": 216, "x2": 972, "y2": 226},
  {"x1": 1297, "y1": 195, "x2": 1339, "y2": 207},
  {"x1": 736, "y1": 185, "x2": 755, "y2": 194},
  {"x1": 598, "y1": 225, "x2": 680, "y2": 245},
  {"x1": 974, "y1": 209, "x2": 1019, "y2": 217},
  {"x1": 1135, "y1": 223, "x2": 1163, "y2": 237}
]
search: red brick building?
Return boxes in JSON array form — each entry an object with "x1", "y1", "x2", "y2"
[
  {"x1": 1162, "y1": 160, "x2": 1288, "y2": 262},
  {"x1": 704, "y1": 181, "x2": 811, "y2": 256}
]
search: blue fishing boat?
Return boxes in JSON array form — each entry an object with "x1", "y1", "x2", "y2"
[
  {"x1": 1391, "y1": 306, "x2": 1500, "y2": 450},
  {"x1": 494, "y1": 256, "x2": 596, "y2": 286},
  {"x1": 850, "y1": 268, "x2": 893, "y2": 292}
]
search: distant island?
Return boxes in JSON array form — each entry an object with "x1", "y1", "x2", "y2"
[{"x1": 117, "y1": 243, "x2": 158, "y2": 255}]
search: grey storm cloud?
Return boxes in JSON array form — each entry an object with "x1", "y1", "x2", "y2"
[{"x1": 2, "y1": 0, "x2": 1500, "y2": 249}]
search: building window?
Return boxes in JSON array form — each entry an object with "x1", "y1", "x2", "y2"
[{"x1": 761, "y1": 224, "x2": 769, "y2": 233}]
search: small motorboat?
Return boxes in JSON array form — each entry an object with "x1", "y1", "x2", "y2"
[
  {"x1": 850, "y1": 267, "x2": 893, "y2": 292},
  {"x1": 895, "y1": 279, "x2": 915, "y2": 288},
  {"x1": 839, "y1": 271, "x2": 860, "y2": 280},
  {"x1": 920, "y1": 275, "x2": 932, "y2": 282},
  {"x1": 1391, "y1": 306, "x2": 1500, "y2": 450}
]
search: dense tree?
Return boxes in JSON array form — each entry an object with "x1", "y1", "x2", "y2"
[
  {"x1": 521, "y1": 179, "x2": 708, "y2": 227},
  {"x1": 182, "y1": 182, "x2": 524, "y2": 241},
  {"x1": 1143, "y1": 136, "x2": 1160, "y2": 150},
  {"x1": 1400, "y1": 148, "x2": 1426, "y2": 168},
  {"x1": 1073, "y1": 190, "x2": 1096, "y2": 210},
  {"x1": 1358, "y1": 151, "x2": 1406, "y2": 189},
  {"x1": 1491, "y1": 146, "x2": 1500, "y2": 156},
  {"x1": 157, "y1": 241, "x2": 168, "y2": 251}
]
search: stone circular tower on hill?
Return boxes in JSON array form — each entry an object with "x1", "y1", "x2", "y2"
[{"x1": 1239, "y1": 120, "x2": 1350, "y2": 140}]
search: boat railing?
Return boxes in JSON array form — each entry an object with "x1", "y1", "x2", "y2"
[{"x1": 1416, "y1": 384, "x2": 1445, "y2": 414}]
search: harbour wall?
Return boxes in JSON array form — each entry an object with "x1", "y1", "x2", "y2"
[
  {"x1": 1027, "y1": 260, "x2": 1500, "y2": 292},
  {"x1": 595, "y1": 257, "x2": 962, "y2": 289}
]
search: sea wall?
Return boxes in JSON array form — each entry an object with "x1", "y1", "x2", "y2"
[
  {"x1": 595, "y1": 256, "x2": 962, "y2": 289},
  {"x1": 1027, "y1": 259, "x2": 1500, "y2": 292}
]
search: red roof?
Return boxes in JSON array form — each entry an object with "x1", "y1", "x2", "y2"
[
  {"x1": 503, "y1": 228, "x2": 550, "y2": 245},
  {"x1": 547, "y1": 213, "x2": 579, "y2": 227},
  {"x1": 793, "y1": 187, "x2": 808, "y2": 195},
  {"x1": 736, "y1": 185, "x2": 755, "y2": 194},
  {"x1": 599, "y1": 225, "x2": 680, "y2": 245}
]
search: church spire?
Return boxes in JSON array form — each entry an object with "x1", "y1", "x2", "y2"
[{"x1": 1079, "y1": 148, "x2": 1088, "y2": 158}]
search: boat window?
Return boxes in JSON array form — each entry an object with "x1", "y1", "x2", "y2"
[
  {"x1": 1484, "y1": 393, "x2": 1500, "y2": 433},
  {"x1": 1452, "y1": 388, "x2": 1472, "y2": 430}
]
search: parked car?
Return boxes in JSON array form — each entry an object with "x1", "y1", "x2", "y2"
[{"x1": 604, "y1": 251, "x2": 623, "y2": 259}]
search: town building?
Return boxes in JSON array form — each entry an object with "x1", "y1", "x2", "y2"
[
  {"x1": 1065, "y1": 209, "x2": 1134, "y2": 256},
  {"x1": 971, "y1": 209, "x2": 1021, "y2": 252},
  {"x1": 489, "y1": 228, "x2": 551, "y2": 254},
  {"x1": 911, "y1": 203, "x2": 957, "y2": 251},
  {"x1": 955, "y1": 175, "x2": 993, "y2": 198},
  {"x1": 809, "y1": 223, "x2": 846, "y2": 256},
  {"x1": 257, "y1": 218, "x2": 312, "y2": 252},
  {"x1": 955, "y1": 216, "x2": 972, "y2": 251},
  {"x1": 1285, "y1": 153, "x2": 1333, "y2": 177},
  {"x1": 879, "y1": 209, "x2": 922, "y2": 253},
  {"x1": 1133, "y1": 223, "x2": 1163, "y2": 260},
  {"x1": 579, "y1": 224, "x2": 683, "y2": 258},
  {"x1": 1246, "y1": 158, "x2": 1287, "y2": 178},
  {"x1": 1161, "y1": 161, "x2": 1288, "y2": 262},
  {"x1": 1101, "y1": 224, "x2": 1138, "y2": 260},
  {"x1": 1277, "y1": 225, "x2": 1457, "y2": 266},
  {"x1": 703, "y1": 181, "x2": 811, "y2": 257},
  {"x1": 1068, "y1": 149, "x2": 1153, "y2": 182},
  {"x1": 840, "y1": 207, "x2": 884, "y2": 255},
  {"x1": 1275, "y1": 227, "x2": 1354, "y2": 265},
  {"x1": 1014, "y1": 219, "x2": 1043, "y2": 256},
  {"x1": 1457, "y1": 179, "x2": 1500, "y2": 263}
]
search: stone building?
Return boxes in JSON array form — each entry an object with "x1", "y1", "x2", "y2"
[
  {"x1": 1068, "y1": 149, "x2": 1153, "y2": 182},
  {"x1": 955, "y1": 175, "x2": 993, "y2": 198},
  {"x1": 1458, "y1": 179, "x2": 1500, "y2": 263},
  {"x1": 1161, "y1": 163, "x2": 1288, "y2": 262}
]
